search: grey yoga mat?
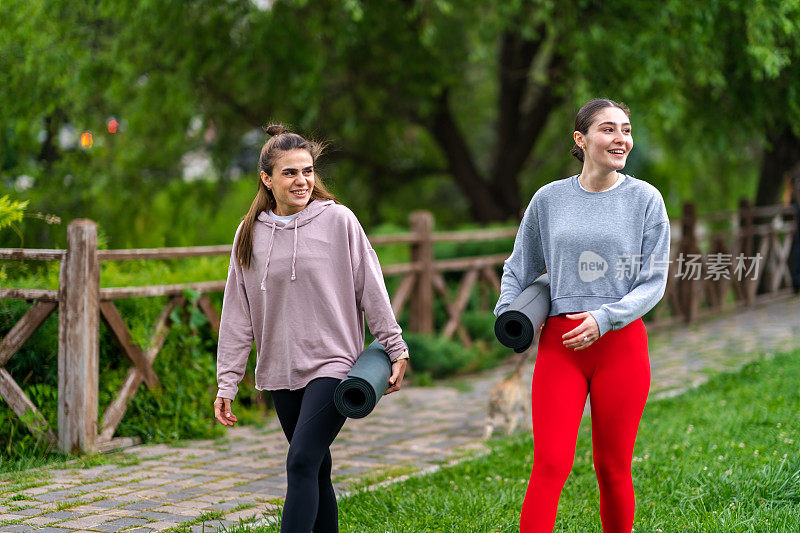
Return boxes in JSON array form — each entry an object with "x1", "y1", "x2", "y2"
[
  {"x1": 334, "y1": 340, "x2": 393, "y2": 419},
  {"x1": 494, "y1": 273, "x2": 551, "y2": 352}
]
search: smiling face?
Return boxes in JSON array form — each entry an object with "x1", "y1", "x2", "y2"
[
  {"x1": 261, "y1": 149, "x2": 315, "y2": 216},
  {"x1": 573, "y1": 106, "x2": 633, "y2": 172}
]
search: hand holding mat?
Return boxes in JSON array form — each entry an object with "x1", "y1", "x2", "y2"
[
  {"x1": 494, "y1": 273, "x2": 551, "y2": 352},
  {"x1": 334, "y1": 340, "x2": 393, "y2": 419}
]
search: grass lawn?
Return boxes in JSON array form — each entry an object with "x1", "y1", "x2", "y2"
[{"x1": 241, "y1": 348, "x2": 800, "y2": 532}]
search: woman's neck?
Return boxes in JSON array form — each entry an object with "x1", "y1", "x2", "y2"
[{"x1": 578, "y1": 164, "x2": 619, "y2": 192}]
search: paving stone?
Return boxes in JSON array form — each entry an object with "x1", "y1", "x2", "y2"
[
  {"x1": 150, "y1": 504, "x2": 202, "y2": 517},
  {"x1": 33, "y1": 491, "x2": 77, "y2": 503},
  {"x1": 52, "y1": 513, "x2": 118, "y2": 529},
  {"x1": 2, "y1": 525, "x2": 36, "y2": 532},
  {"x1": 41, "y1": 510, "x2": 81, "y2": 520},
  {"x1": 203, "y1": 500, "x2": 249, "y2": 512},
  {"x1": 139, "y1": 510, "x2": 197, "y2": 522},
  {"x1": 119, "y1": 500, "x2": 166, "y2": 511},
  {"x1": 20, "y1": 516, "x2": 61, "y2": 526},
  {"x1": 85, "y1": 499, "x2": 126, "y2": 509},
  {"x1": 93, "y1": 517, "x2": 151, "y2": 532},
  {"x1": 159, "y1": 488, "x2": 206, "y2": 501},
  {"x1": 139, "y1": 521, "x2": 182, "y2": 531},
  {"x1": 4, "y1": 508, "x2": 39, "y2": 517}
]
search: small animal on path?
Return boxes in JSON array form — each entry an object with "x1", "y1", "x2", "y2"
[{"x1": 484, "y1": 346, "x2": 534, "y2": 438}]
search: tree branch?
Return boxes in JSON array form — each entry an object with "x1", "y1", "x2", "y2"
[
  {"x1": 428, "y1": 90, "x2": 506, "y2": 221},
  {"x1": 490, "y1": 49, "x2": 566, "y2": 213}
]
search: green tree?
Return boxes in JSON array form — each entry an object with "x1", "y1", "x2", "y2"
[
  {"x1": 1, "y1": 0, "x2": 797, "y2": 247},
  {"x1": 665, "y1": 0, "x2": 800, "y2": 206}
]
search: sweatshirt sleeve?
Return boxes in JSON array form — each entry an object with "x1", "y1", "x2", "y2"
[
  {"x1": 494, "y1": 196, "x2": 546, "y2": 317},
  {"x1": 351, "y1": 225, "x2": 407, "y2": 362},
  {"x1": 216, "y1": 229, "x2": 255, "y2": 400},
  {"x1": 588, "y1": 196, "x2": 671, "y2": 337}
]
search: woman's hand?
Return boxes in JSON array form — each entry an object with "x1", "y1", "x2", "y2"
[
  {"x1": 214, "y1": 397, "x2": 238, "y2": 426},
  {"x1": 562, "y1": 312, "x2": 600, "y2": 351},
  {"x1": 384, "y1": 359, "x2": 408, "y2": 395}
]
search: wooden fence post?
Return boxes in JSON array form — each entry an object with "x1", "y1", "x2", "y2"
[
  {"x1": 58, "y1": 219, "x2": 99, "y2": 454},
  {"x1": 737, "y1": 198, "x2": 756, "y2": 306},
  {"x1": 409, "y1": 211, "x2": 434, "y2": 333},
  {"x1": 678, "y1": 202, "x2": 700, "y2": 323}
]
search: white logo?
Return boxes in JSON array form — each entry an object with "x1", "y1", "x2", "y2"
[{"x1": 578, "y1": 251, "x2": 607, "y2": 282}]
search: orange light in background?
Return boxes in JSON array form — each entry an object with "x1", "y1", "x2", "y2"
[
  {"x1": 107, "y1": 119, "x2": 119, "y2": 134},
  {"x1": 80, "y1": 132, "x2": 94, "y2": 148}
]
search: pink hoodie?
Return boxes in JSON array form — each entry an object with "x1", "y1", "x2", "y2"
[{"x1": 216, "y1": 200, "x2": 406, "y2": 397}]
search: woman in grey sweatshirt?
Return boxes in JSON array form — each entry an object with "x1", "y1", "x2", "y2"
[
  {"x1": 495, "y1": 99, "x2": 670, "y2": 532},
  {"x1": 213, "y1": 125, "x2": 409, "y2": 533}
]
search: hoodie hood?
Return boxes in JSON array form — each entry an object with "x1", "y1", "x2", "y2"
[
  {"x1": 256, "y1": 199, "x2": 334, "y2": 229},
  {"x1": 256, "y1": 199, "x2": 335, "y2": 289}
]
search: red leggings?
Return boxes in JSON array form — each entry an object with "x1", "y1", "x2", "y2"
[{"x1": 520, "y1": 314, "x2": 650, "y2": 533}]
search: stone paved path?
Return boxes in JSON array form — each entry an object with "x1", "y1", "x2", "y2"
[{"x1": 1, "y1": 295, "x2": 798, "y2": 532}]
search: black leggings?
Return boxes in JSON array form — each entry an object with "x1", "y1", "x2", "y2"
[{"x1": 271, "y1": 377, "x2": 347, "y2": 533}]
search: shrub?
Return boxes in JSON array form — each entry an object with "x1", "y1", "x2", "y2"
[{"x1": 404, "y1": 332, "x2": 510, "y2": 379}]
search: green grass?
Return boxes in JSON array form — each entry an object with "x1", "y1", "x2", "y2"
[
  {"x1": 236, "y1": 348, "x2": 800, "y2": 532},
  {"x1": 162, "y1": 510, "x2": 225, "y2": 532}
]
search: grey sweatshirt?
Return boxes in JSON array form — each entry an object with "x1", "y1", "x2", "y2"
[
  {"x1": 494, "y1": 174, "x2": 671, "y2": 337},
  {"x1": 216, "y1": 200, "x2": 406, "y2": 398}
]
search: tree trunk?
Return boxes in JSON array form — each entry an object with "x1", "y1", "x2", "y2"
[
  {"x1": 424, "y1": 29, "x2": 565, "y2": 223},
  {"x1": 756, "y1": 126, "x2": 800, "y2": 206},
  {"x1": 428, "y1": 90, "x2": 512, "y2": 222}
]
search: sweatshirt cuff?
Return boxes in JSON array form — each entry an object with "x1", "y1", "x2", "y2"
[
  {"x1": 216, "y1": 388, "x2": 238, "y2": 400},
  {"x1": 588, "y1": 309, "x2": 613, "y2": 338},
  {"x1": 389, "y1": 349, "x2": 410, "y2": 363}
]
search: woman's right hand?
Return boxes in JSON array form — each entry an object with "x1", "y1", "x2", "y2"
[{"x1": 214, "y1": 397, "x2": 238, "y2": 426}]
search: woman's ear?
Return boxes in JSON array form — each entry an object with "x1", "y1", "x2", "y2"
[
  {"x1": 260, "y1": 171, "x2": 271, "y2": 189},
  {"x1": 573, "y1": 131, "x2": 584, "y2": 150}
]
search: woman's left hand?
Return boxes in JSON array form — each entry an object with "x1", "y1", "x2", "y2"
[
  {"x1": 384, "y1": 359, "x2": 408, "y2": 395},
  {"x1": 562, "y1": 312, "x2": 600, "y2": 351}
]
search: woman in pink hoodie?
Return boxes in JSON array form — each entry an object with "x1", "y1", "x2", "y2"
[{"x1": 213, "y1": 125, "x2": 409, "y2": 533}]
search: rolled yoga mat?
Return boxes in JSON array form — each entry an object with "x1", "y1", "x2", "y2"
[
  {"x1": 494, "y1": 273, "x2": 551, "y2": 353},
  {"x1": 334, "y1": 340, "x2": 393, "y2": 419}
]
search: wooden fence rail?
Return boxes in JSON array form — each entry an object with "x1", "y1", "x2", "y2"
[{"x1": 1, "y1": 199, "x2": 798, "y2": 454}]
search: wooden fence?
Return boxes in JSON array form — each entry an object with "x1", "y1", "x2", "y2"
[{"x1": 1, "y1": 200, "x2": 798, "y2": 454}]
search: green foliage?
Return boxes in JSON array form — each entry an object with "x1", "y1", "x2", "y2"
[
  {"x1": 4, "y1": 0, "x2": 796, "y2": 249},
  {"x1": 460, "y1": 310, "x2": 498, "y2": 344},
  {"x1": 0, "y1": 195, "x2": 27, "y2": 232},
  {"x1": 404, "y1": 330, "x2": 507, "y2": 379}
]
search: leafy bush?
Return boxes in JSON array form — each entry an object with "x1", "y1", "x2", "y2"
[
  {"x1": 461, "y1": 310, "x2": 497, "y2": 344},
  {"x1": 404, "y1": 332, "x2": 509, "y2": 380},
  {"x1": 0, "y1": 195, "x2": 27, "y2": 232}
]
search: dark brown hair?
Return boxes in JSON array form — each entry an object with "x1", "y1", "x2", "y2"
[
  {"x1": 235, "y1": 124, "x2": 338, "y2": 269},
  {"x1": 571, "y1": 98, "x2": 631, "y2": 162}
]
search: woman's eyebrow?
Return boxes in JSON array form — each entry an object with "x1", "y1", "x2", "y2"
[
  {"x1": 280, "y1": 165, "x2": 314, "y2": 173},
  {"x1": 597, "y1": 121, "x2": 632, "y2": 127}
]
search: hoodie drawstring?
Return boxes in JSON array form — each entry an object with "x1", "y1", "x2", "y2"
[
  {"x1": 260, "y1": 224, "x2": 277, "y2": 291},
  {"x1": 260, "y1": 218, "x2": 299, "y2": 290},
  {"x1": 290, "y1": 218, "x2": 298, "y2": 281}
]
